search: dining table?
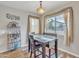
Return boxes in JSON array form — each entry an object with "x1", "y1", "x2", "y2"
[{"x1": 32, "y1": 34, "x2": 58, "y2": 58}]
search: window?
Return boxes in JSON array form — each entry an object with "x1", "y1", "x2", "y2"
[
  {"x1": 28, "y1": 15, "x2": 40, "y2": 34},
  {"x1": 44, "y1": 7, "x2": 73, "y2": 46},
  {"x1": 45, "y1": 14, "x2": 66, "y2": 35}
]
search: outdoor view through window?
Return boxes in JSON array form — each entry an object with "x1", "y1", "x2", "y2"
[{"x1": 45, "y1": 14, "x2": 66, "y2": 35}]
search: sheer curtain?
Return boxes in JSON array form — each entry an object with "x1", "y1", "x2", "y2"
[
  {"x1": 64, "y1": 7, "x2": 73, "y2": 46},
  {"x1": 44, "y1": 7, "x2": 73, "y2": 47}
]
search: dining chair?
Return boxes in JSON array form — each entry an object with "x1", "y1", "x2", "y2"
[
  {"x1": 28, "y1": 32, "x2": 35, "y2": 52},
  {"x1": 29, "y1": 34, "x2": 42, "y2": 58}
]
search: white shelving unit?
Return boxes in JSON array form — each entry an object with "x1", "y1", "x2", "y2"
[{"x1": 7, "y1": 21, "x2": 21, "y2": 51}]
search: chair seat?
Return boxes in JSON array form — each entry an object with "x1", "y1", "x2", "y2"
[
  {"x1": 34, "y1": 40, "x2": 42, "y2": 47},
  {"x1": 34, "y1": 44, "x2": 42, "y2": 49}
]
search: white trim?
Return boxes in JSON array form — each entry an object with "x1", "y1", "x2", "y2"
[{"x1": 58, "y1": 48, "x2": 79, "y2": 57}]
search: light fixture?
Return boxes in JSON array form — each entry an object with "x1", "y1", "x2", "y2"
[{"x1": 36, "y1": 1, "x2": 45, "y2": 14}]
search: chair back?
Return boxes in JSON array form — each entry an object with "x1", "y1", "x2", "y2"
[
  {"x1": 29, "y1": 34, "x2": 34, "y2": 44},
  {"x1": 43, "y1": 33, "x2": 57, "y2": 37}
]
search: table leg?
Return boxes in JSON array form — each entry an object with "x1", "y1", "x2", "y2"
[
  {"x1": 55, "y1": 39, "x2": 58, "y2": 58},
  {"x1": 28, "y1": 38, "x2": 30, "y2": 52},
  {"x1": 42, "y1": 43, "x2": 46, "y2": 58},
  {"x1": 49, "y1": 49, "x2": 51, "y2": 58},
  {"x1": 33, "y1": 41, "x2": 36, "y2": 58}
]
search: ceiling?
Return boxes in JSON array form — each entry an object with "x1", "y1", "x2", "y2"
[{"x1": 0, "y1": 1, "x2": 71, "y2": 14}]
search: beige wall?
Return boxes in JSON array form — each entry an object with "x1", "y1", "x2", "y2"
[
  {"x1": 0, "y1": 5, "x2": 39, "y2": 53},
  {"x1": 41, "y1": 2, "x2": 79, "y2": 57}
]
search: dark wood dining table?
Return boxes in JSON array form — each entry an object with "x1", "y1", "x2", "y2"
[{"x1": 32, "y1": 34, "x2": 58, "y2": 58}]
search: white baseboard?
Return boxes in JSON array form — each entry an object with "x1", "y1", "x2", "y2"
[{"x1": 58, "y1": 48, "x2": 79, "y2": 57}]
